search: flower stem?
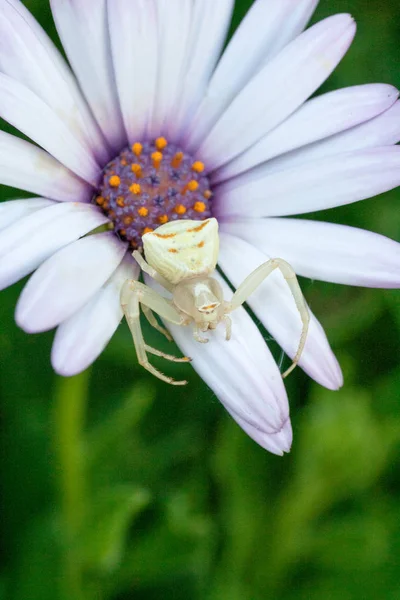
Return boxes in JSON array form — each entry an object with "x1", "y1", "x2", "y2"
[{"x1": 54, "y1": 370, "x2": 90, "y2": 600}]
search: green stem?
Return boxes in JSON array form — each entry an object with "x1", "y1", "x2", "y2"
[{"x1": 54, "y1": 370, "x2": 90, "y2": 600}]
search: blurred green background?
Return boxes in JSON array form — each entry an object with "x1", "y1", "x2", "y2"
[{"x1": 1, "y1": 1, "x2": 400, "y2": 598}]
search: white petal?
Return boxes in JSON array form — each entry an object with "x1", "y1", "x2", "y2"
[
  {"x1": 0, "y1": 198, "x2": 54, "y2": 232},
  {"x1": 0, "y1": 202, "x2": 109, "y2": 290},
  {"x1": 256, "y1": 98, "x2": 400, "y2": 175},
  {"x1": 52, "y1": 254, "x2": 139, "y2": 377},
  {"x1": 16, "y1": 232, "x2": 127, "y2": 333},
  {"x1": 224, "y1": 406, "x2": 293, "y2": 456},
  {"x1": 222, "y1": 218, "x2": 400, "y2": 289},
  {"x1": 215, "y1": 147, "x2": 400, "y2": 218},
  {"x1": 146, "y1": 274, "x2": 291, "y2": 455},
  {"x1": 151, "y1": 0, "x2": 193, "y2": 134},
  {"x1": 218, "y1": 233, "x2": 343, "y2": 390},
  {"x1": 0, "y1": 74, "x2": 100, "y2": 183},
  {"x1": 167, "y1": 0, "x2": 235, "y2": 142},
  {"x1": 185, "y1": 0, "x2": 318, "y2": 151},
  {"x1": 197, "y1": 14, "x2": 356, "y2": 170},
  {"x1": 50, "y1": 0, "x2": 126, "y2": 154},
  {"x1": 0, "y1": 0, "x2": 108, "y2": 163},
  {"x1": 108, "y1": 0, "x2": 159, "y2": 143},
  {"x1": 0, "y1": 132, "x2": 92, "y2": 202},
  {"x1": 214, "y1": 84, "x2": 399, "y2": 184}
]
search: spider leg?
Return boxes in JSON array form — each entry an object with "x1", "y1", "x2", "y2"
[
  {"x1": 132, "y1": 250, "x2": 173, "y2": 292},
  {"x1": 121, "y1": 280, "x2": 190, "y2": 385},
  {"x1": 142, "y1": 305, "x2": 173, "y2": 341},
  {"x1": 228, "y1": 258, "x2": 310, "y2": 378},
  {"x1": 224, "y1": 315, "x2": 232, "y2": 341}
]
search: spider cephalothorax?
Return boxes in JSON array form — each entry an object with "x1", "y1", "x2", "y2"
[{"x1": 121, "y1": 218, "x2": 310, "y2": 385}]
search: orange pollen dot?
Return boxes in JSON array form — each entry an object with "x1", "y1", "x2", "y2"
[
  {"x1": 192, "y1": 161, "x2": 205, "y2": 173},
  {"x1": 96, "y1": 196, "x2": 104, "y2": 206},
  {"x1": 187, "y1": 180, "x2": 199, "y2": 192},
  {"x1": 168, "y1": 248, "x2": 178, "y2": 253},
  {"x1": 120, "y1": 229, "x2": 127, "y2": 237},
  {"x1": 129, "y1": 183, "x2": 141, "y2": 195},
  {"x1": 132, "y1": 143, "x2": 143, "y2": 156},
  {"x1": 131, "y1": 163, "x2": 142, "y2": 177},
  {"x1": 193, "y1": 201, "x2": 206, "y2": 213},
  {"x1": 102, "y1": 201, "x2": 109, "y2": 209},
  {"x1": 138, "y1": 207, "x2": 149, "y2": 217},
  {"x1": 109, "y1": 210, "x2": 116, "y2": 219},
  {"x1": 198, "y1": 241, "x2": 205, "y2": 248},
  {"x1": 116, "y1": 196, "x2": 125, "y2": 207},
  {"x1": 155, "y1": 137, "x2": 168, "y2": 150},
  {"x1": 158, "y1": 214, "x2": 169, "y2": 224},
  {"x1": 142, "y1": 227, "x2": 154, "y2": 235},
  {"x1": 171, "y1": 152, "x2": 184, "y2": 168},
  {"x1": 175, "y1": 204, "x2": 187, "y2": 215},
  {"x1": 120, "y1": 158, "x2": 127, "y2": 166},
  {"x1": 203, "y1": 190, "x2": 212, "y2": 200},
  {"x1": 123, "y1": 216, "x2": 133, "y2": 226},
  {"x1": 109, "y1": 175, "x2": 121, "y2": 187},
  {"x1": 152, "y1": 151, "x2": 163, "y2": 169}
]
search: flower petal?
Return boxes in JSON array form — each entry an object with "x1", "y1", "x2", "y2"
[
  {"x1": 213, "y1": 84, "x2": 399, "y2": 184},
  {"x1": 222, "y1": 218, "x2": 400, "y2": 289},
  {"x1": 256, "y1": 98, "x2": 400, "y2": 175},
  {"x1": 0, "y1": 74, "x2": 100, "y2": 183},
  {"x1": 151, "y1": 0, "x2": 194, "y2": 134},
  {"x1": 215, "y1": 147, "x2": 400, "y2": 218},
  {"x1": 0, "y1": 0, "x2": 108, "y2": 163},
  {"x1": 0, "y1": 202, "x2": 109, "y2": 290},
  {"x1": 0, "y1": 198, "x2": 54, "y2": 232},
  {"x1": 185, "y1": 0, "x2": 318, "y2": 151},
  {"x1": 164, "y1": 274, "x2": 291, "y2": 455},
  {"x1": 16, "y1": 232, "x2": 127, "y2": 333},
  {"x1": 50, "y1": 0, "x2": 126, "y2": 154},
  {"x1": 167, "y1": 0, "x2": 235, "y2": 142},
  {"x1": 0, "y1": 132, "x2": 92, "y2": 202},
  {"x1": 108, "y1": 0, "x2": 159, "y2": 143},
  {"x1": 197, "y1": 14, "x2": 356, "y2": 170},
  {"x1": 218, "y1": 233, "x2": 343, "y2": 390},
  {"x1": 52, "y1": 253, "x2": 139, "y2": 377}
]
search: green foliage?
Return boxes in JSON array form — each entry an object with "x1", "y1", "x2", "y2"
[{"x1": 1, "y1": 1, "x2": 400, "y2": 598}]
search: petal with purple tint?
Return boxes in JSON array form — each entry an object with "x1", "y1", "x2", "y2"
[
  {"x1": 0, "y1": 74, "x2": 100, "y2": 183},
  {"x1": 52, "y1": 253, "x2": 139, "y2": 377},
  {"x1": 0, "y1": 202, "x2": 109, "y2": 290},
  {"x1": 0, "y1": 198, "x2": 55, "y2": 232},
  {"x1": 50, "y1": 0, "x2": 126, "y2": 154},
  {"x1": 257, "y1": 99, "x2": 400, "y2": 174},
  {"x1": 197, "y1": 14, "x2": 356, "y2": 171},
  {"x1": 167, "y1": 0, "x2": 235, "y2": 142},
  {"x1": 0, "y1": 0, "x2": 108, "y2": 164},
  {"x1": 218, "y1": 233, "x2": 343, "y2": 390},
  {"x1": 0, "y1": 132, "x2": 92, "y2": 202},
  {"x1": 108, "y1": 0, "x2": 159, "y2": 143},
  {"x1": 16, "y1": 232, "x2": 127, "y2": 333},
  {"x1": 213, "y1": 84, "x2": 399, "y2": 184},
  {"x1": 146, "y1": 275, "x2": 291, "y2": 455},
  {"x1": 222, "y1": 218, "x2": 400, "y2": 289},
  {"x1": 185, "y1": 0, "x2": 318, "y2": 151},
  {"x1": 215, "y1": 147, "x2": 400, "y2": 218},
  {"x1": 151, "y1": 1, "x2": 193, "y2": 134}
]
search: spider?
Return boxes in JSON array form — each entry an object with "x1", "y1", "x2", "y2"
[{"x1": 121, "y1": 218, "x2": 310, "y2": 386}]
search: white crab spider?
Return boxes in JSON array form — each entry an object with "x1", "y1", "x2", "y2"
[{"x1": 120, "y1": 218, "x2": 310, "y2": 386}]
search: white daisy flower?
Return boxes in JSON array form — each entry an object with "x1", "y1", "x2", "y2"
[{"x1": 1, "y1": 0, "x2": 400, "y2": 456}]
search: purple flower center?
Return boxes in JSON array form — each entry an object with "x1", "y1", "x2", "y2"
[{"x1": 93, "y1": 137, "x2": 213, "y2": 249}]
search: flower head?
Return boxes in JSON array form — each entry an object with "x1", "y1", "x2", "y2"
[{"x1": 1, "y1": 0, "x2": 400, "y2": 456}]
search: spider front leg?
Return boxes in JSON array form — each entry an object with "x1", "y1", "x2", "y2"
[
  {"x1": 228, "y1": 258, "x2": 310, "y2": 379},
  {"x1": 121, "y1": 280, "x2": 190, "y2": 386}
]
